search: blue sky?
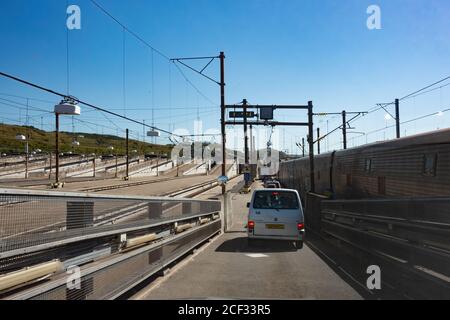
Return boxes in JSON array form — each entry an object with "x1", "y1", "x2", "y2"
[{"x1": 0, "y1": 0, "x2": 449, "y2": 153}]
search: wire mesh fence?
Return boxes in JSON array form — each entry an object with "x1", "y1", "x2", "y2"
[{"x1": 0, "y1": 189, "x2": 221, "y2": 259}]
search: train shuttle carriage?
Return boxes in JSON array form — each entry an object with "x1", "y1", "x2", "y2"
[{"x1": 278, "y1": 128, "x2": 450, "y2": 202}]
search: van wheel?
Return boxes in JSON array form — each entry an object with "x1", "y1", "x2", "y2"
[{"x1": 295, "y1": 241, "x2": 303, "y2": 250}]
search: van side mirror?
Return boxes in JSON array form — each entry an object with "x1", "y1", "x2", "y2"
[{"x1": 246, "y1": 202, "x2": 250, "y2": 208}]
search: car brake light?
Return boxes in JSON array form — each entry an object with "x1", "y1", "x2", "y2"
[
  {"x1": 248, "y1": 221, "x2": 255, "y2": 230},
  {"x1": 297, "y1": 223, "x2": 305, "y2": 230}
]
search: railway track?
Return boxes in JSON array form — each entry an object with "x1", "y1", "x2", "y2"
[
  {"x1": 78, "y1": 162, "x2": 220, "y2": 194},
  {"x1": 0, "y1": 164, "x2": 241, "y2": 299},
  {"x1": 80, "y1": 176, "x2": 178, "y2": 193},
  {"x1": 0, "y1": 173, "x2": 242, "y2": 241}
]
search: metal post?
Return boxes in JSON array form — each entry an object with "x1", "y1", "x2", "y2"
[
  {"x1": 25, "y1": 139, "x2": 29, "y2": 179},
  {"x1": 243, "y1": 99, "x2": 249, "y2": 165},
  {"x1": 156, "y1": 156, "x2": 159, "y2": 177},
  {"x1": 395, "y1": 99, "x2": 400, "y2": 139},
  {"x1": 49, "y1": 153, "x2": 52, "y2": 180},
  {"x1": 249, "y1": 124, "x2": 253, "y2": 164},
  {"x1": 143, "y1": 120, "x2": 145, "y2": 143},
  {"x1": 223, "y1": 192, "x2": 229, "y2": 233},
  {"x1": 342, "y1": 110, "x2": 347, "y2": 150},
  {"x1": 55, "y1": 113, "x2": 60, "y2": 185},
  {"x1": 93, "y1": 156, "x2": 96, "y2": 178},
  {"x1": 302, "y1": 138, "x2": 305, "y2": 158},
  {"x1": 126, "y1": 129, "x2": 129, "y2": 179},
  {"x1": 25, "y1": 99, "x2": 29, "y2": 180},
  {"x1": 308, "y1": 101, "x2": 315, "y2": 193},
  {"x1": 115, "y1": 154, "x2": 118, "y2": 178},
  {"x1": 317, "y1": 128, "x2": 321, "y2": 155},
  {"x1": 253, "y1": 135, "x2": 256, "y2": 162},
  {"x1": 220, "y1": 52, "x2": 226, "y2": 194}
]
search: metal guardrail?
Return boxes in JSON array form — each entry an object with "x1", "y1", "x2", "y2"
[
  {"x1": 308, "y1": 196, "x2": 450, "y2": 299},
  {"x1": 0, "y1": 188, "x2": 221, "y2": 299}
]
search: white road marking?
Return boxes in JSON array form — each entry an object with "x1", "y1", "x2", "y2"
[{"x1": 245, "y1": 253, "x2": 268, "y2": 258}]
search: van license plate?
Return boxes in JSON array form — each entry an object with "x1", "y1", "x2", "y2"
[{"x1": 266, "y1": 224, "x2": 284, "y2": 230}]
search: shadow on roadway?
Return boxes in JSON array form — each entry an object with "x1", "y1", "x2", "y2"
[{"x1": 215, "y1": 236, "x2": 298, "y2": 253}]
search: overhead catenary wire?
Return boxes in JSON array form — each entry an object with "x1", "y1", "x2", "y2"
[
  {"x1": 0, "y1": 71, "x2": 184, "y2": 138},
  {"x1": 322, "y1": 76, "x2": 450, "y2": 149},
  {"x1": 90, "y1": 105, "x2": 219, "y2": 111},
  {"x1": 364, "y1": 76, "x2": 450, "y2": 116},
  {"x1": 66, "y1": 0, "x2": 70, "y2": 96},
  {"x1": 89, "y1": 0, "x2": 171, "y2": 61},
  {"x1": 0, "y1": 93, "x2": 55, "y2": 105},
  {"x1": 364, "y1": 106, "x2": 450, "y2": 136},
  {"x1": 0, "y1": 98, "x2": 54, "y2": 114},
  {"x1": 1, "y1": 2, "x2": 217, "y2": 144},
  {"x1": 122, "y1": 26, "x2": 127, "y2": 117},
  {"x1": 172, "y1": 62, "x2": 217, "y2": 106},
  {"x1": 399, "y1": 76, "x2": 450, "y2": 102},
  {"x1": 0, "y1": 99, "x2": 197, "y2": 144},
  {"x1": 89, "y1": 0, "x2": 216, "y2": 107},
  {"x1": 405, "y1": 82, "x2": 450, "y2": 101}
]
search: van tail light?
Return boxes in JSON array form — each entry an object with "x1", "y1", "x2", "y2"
[
  {"x1": 248, "y1": 221, "x2": 255, "y2": 231},
  {"x1": 297, "y1": 223, "x2": 305, "y2": 230}
]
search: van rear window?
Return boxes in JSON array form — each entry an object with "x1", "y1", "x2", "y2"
[{"x1": 253, "y1": 191, "x2": 299, "y2": 209}]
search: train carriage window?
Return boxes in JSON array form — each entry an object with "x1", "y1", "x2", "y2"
[
  {"x1": 378, "y1": 176, "x2": 386, "y2": 195},
  {"x1": 423, "y1": 154, "x2": 438, "y2": 177},
  {"x1": 364, "y1": 158, "x2": 372, "y2": 173},
  {"x1": 346, "y1": 174, "x2": 352, "y2": 186}
]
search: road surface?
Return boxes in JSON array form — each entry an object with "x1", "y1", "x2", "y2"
[{"x1": 133, "y1": 182, "x2": 362, "y2": 300}]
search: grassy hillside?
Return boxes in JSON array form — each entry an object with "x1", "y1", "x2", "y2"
[{"x1": 0, "y1": 123, "x2": 173, "y2": 156}]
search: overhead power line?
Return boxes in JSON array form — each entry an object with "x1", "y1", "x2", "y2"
[
  {"x1": 89, "y1": 0, "x2": 216, "y2": 106},
  {"x1": 399, "y1": 76, "x2": 450, "y2": 101},
  {"x1": 364, "y1": 106, "x2": 450, "y2": 136},
  {"x1": 172, "y1": 62, "x2": 217, "y2": 105},
  {"x1": 0, "y1": 97, "x2": 53, "y2": 114},
  {"x1": 0, "y1": 93, "x2": 55, "y2": 105},
  {"x1": 405, "y1": 82, "x2": 450, "y2": 100},
  {"x1": 0, "y1": 71, "x2": 183, "y2": 138},
  {"x1": 366, "y1": 76, "x2": 450, "y2": 115},
  {"x1": 89, "y1": 0, "x2": 171, "y2": 61}
]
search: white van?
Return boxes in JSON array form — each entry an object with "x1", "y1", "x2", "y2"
[{"x1": 247, "y1": 189, "x2": 305, "y2": 249}]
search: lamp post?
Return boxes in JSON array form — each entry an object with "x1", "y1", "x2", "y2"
[
  {"x1": 156, "y1": 153, "x2": 160, "y2": 177},
  {"x1": 125, "y1": 129, "x2": 129, "y2": 180},
  {"x1": 108, "y1": 146, "x2": 117, "y2": 178},
  {"x1": 54, "y1": 98, "x2": 80, "y2": 187},
  {"x1": 15, "y1": 134, "x2": 28, "y2": 179},
  {"x1": 48, "y1": 152, "x2": 52, "y2": 180},
  {"x1": 91, "y1": 153, "x2": 96, "y2": 178}
]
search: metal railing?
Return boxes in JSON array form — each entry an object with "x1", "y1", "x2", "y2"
[
  {"x1": 0, "y1": 188, "x2": 221, "y2": 299},
  {"x1": 306, "y1": 195, "x2": 450, "y2": 299}
]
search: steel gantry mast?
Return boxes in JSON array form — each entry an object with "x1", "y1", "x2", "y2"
[
  {"x1": 171, "y1": 52, "x2": 227, "y2": 193},
  {"x1": 225, "y1": 101, "x2": 316, "y2": 193}
]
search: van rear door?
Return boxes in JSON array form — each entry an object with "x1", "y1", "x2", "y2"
[{"x1": 250, "y1": 191, "x2": 301, "y2": 237}]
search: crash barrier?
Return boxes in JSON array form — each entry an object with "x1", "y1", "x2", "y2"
[
  {"x1": 305, "y1": 194, "x2": 450, "y2": 299},
  {"x1": 0, "y1": 188, "x2": 221, "y2": 299}
]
